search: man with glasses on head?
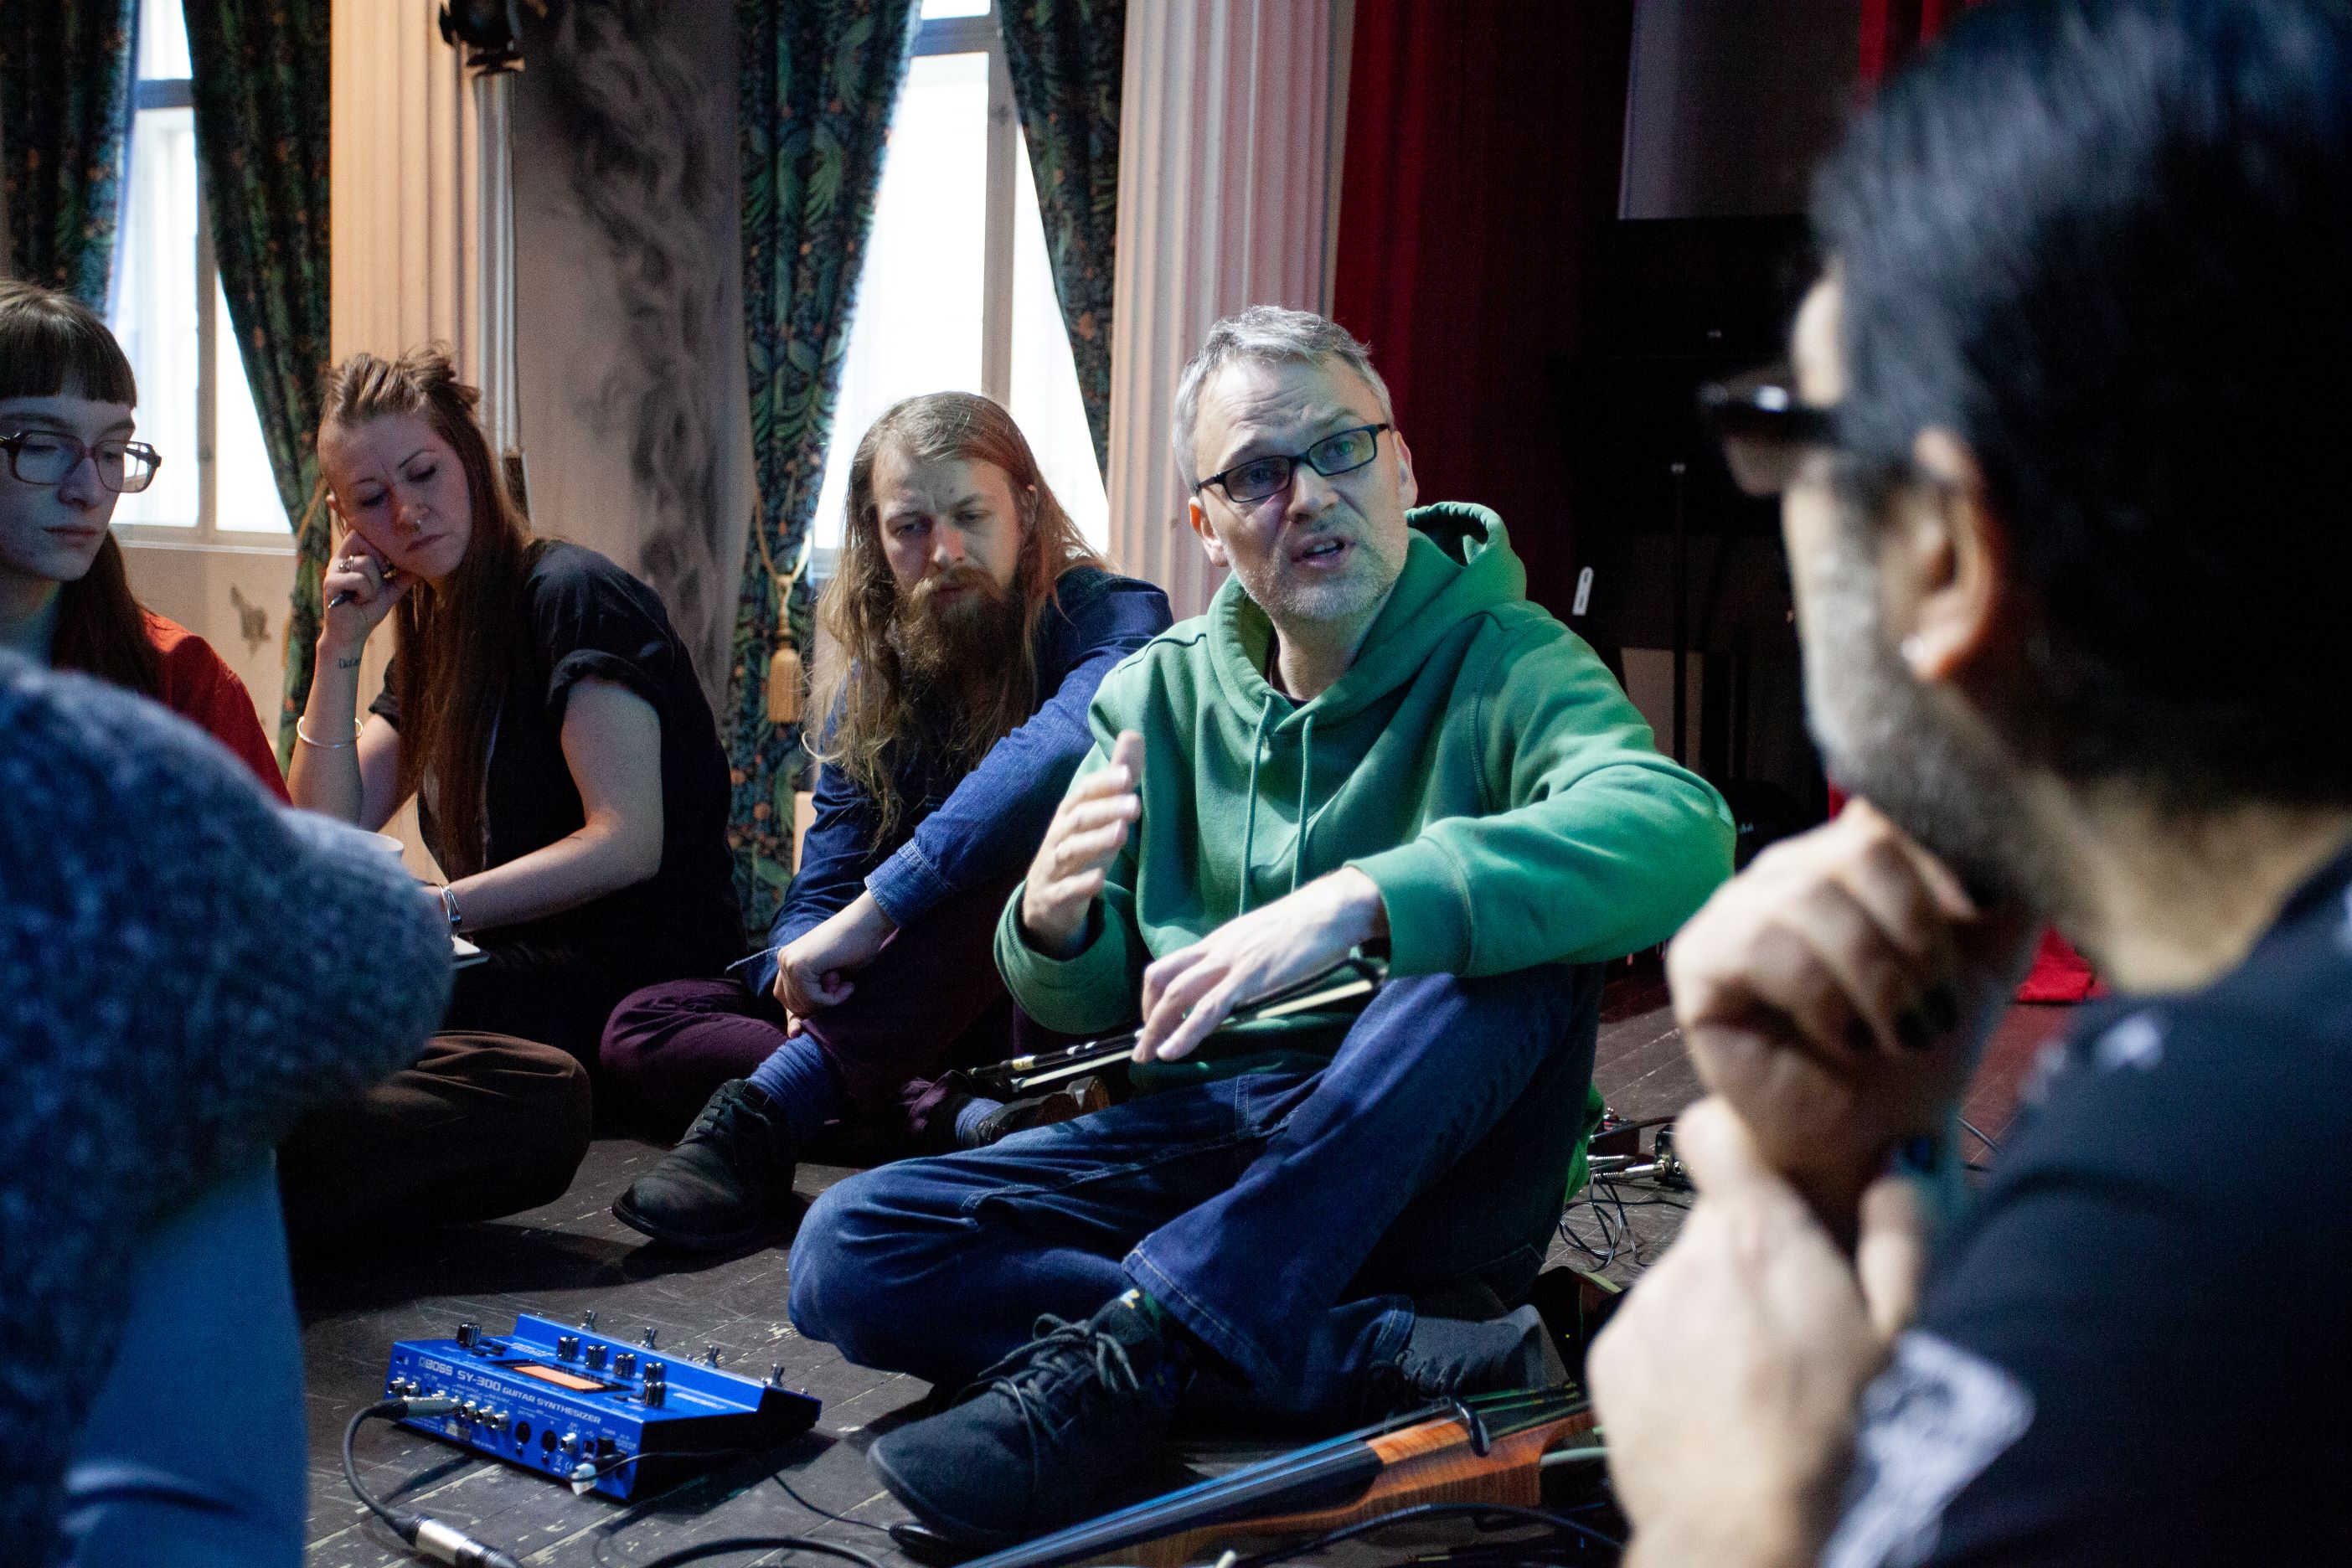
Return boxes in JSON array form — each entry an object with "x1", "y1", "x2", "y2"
[{"x1": 785, "y1": 305, "x2": 1735, "y2": 1548}]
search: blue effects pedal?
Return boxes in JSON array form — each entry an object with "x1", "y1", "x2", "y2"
[{"x1": 382, "y1": 1312, "x2": 821, "y2": 1499}]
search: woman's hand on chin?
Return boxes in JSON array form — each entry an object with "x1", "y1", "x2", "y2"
[{"x1": 319, "y1": 538, "x2": 410, "y2": 653}]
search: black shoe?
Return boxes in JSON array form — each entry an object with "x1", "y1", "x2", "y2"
[
  {"x1": 611, "y1": 1080, "x2": 797, "y2": 1251},
  {"x1": 867, "y1": 1291, "x2": 1189, "y2": 1549},
  {"x1": 1360, "y1": 1304, "x2": 1568, "y2": 1418},
  {"x1": 959, "y1": 1075, "x2": 1114, "y2": 1148}
]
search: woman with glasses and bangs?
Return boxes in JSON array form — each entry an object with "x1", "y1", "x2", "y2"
[{"x1": 0, "y1": 278, "x2": 285, "y2": 796}]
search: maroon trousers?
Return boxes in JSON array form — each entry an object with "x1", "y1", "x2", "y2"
[{"x1": 600, "y1": 876, "x2": 1060, "y2": 1137}]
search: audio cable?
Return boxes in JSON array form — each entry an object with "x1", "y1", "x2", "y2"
[{"x1": 343, "y1": 1399, "x2": 525, "y2": 1568}]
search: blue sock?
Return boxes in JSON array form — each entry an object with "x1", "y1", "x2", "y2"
[
  {"x1": 744, "y1": 1034, "x2": 838, "y2": 1145},
  {"x1": 952, "y1": 1094, "x2": 1007, "y2": 1145}
]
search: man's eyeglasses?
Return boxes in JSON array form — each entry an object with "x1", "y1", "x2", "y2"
[
  {"x1": 1198, "y1": 423, "x2": 1392, "y2": 506},
  {"x1": 0, "y1": 431, "x2": 162, "y2": 494},
  {"x1": 1698, "y1": 365, "x2": 1837, "y2": 497}
]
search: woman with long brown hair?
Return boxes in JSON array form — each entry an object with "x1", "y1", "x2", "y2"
[
  {"x1": 0, "y1": 278, "x2": 283, "y2": 795},
  {"x1": 288, "y1": 345, "x2": 743, "y2": 1065},
  {"x1": 605, "y1": 390, "x2": 1169, "y2": 1251}
]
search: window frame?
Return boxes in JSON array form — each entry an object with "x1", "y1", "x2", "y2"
[
  {"x1": 809, "y1": 6, "x2": 1025, "y2": 584},
  {"x1": 918, "y1": 9, "x2": 1019, "y2": 405},
  {"x1": 109, "y1": 70, "x2": 296, "y2": 554}
]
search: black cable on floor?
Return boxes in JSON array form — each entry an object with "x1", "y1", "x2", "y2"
[
  {"x1": 1226, "y1": 1499, "x2": 1622, "y2": 1565},
  {"x1": 635, "y1": 1537, "x2": 888, "y2": 1568}
]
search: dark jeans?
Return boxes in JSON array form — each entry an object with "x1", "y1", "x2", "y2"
[
  {"x1": 788, "y1": 963, "x2": 1599, "y2": 1422},
  {"x1": 276, "y1": 1033, "x2": 592, "y2": 1251},
  {"x1": 601, "y1": 876, "x2": 1059, "y2": 1135},
  {"x1": 61, "y1": 1160, "x2": 303, "y2": 1566}
]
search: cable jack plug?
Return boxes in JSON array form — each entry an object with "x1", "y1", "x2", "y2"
[{"x1": 412, "y1": 1517, "x2": 525, "y2": 1568}]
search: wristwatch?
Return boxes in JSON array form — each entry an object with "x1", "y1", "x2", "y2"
[{"x1": 440, "y1": 883, "x2": 466, "y2": 934}]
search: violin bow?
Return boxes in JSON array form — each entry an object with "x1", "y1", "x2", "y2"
[
  {"x1": 944, "y1": 1385, "x2": 1596, "y2": 1568},
  {"x1": 972, "y1": 955, "x2": 1389, "y2": 1099}
]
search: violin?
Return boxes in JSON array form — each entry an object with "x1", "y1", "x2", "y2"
[
  {"x1": 909, "y1": 1385, "x2": 1596, "y2": 1568},
  {"x1": 971, "y1": 956, "x2": 1388, "y2": 1099}
]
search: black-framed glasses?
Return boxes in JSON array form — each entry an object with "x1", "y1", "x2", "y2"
[
  {"x1": 1698, "y1": 364, "x2": 1837, "y2": 497},
  {"x1": 1198, "y1": 423, "x2": 1392, "y2": 506},
  {"x1": 0, "y1": 431, "x2": 162, "y2": 493}
]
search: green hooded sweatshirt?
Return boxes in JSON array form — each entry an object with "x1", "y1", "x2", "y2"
[{"x1": 995, "y1": 503, "x2": 1735, "y2": 1087}]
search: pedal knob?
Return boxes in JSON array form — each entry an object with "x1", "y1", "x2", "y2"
[
  {"x1": 556, "y1": 1334, "x2": 580, "y2": 1359},
  {"x1": 583, "y1": 1344, "x2": 607, "y2": 1371},
  {"x1": 642, "y1": 1364, "x2": 667, "y2": 1408},
  {"x1": 456, "y1": 1323, "x2": 480, "y2": 1349},
  {"x1": 580, "y1": 1309, "x2": 598, "y2": 1331},
  {"x1": 614, "y1": 1351, "x2": 637, "y2": 1377},
  {"x1": 704, "y1": 1344, "x2": 722, "y2": 1366},
  {"x1": 769, "y1": 1364, "x2": 787, "y2": 1388},
  {"x1": 640, "y1": 1328, "x2": 660, "y2": 1349}
]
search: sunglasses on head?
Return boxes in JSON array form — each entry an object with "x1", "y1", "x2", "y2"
[{"x1": 1698, "y1": 363, "x2": 1839, "y2": 497}]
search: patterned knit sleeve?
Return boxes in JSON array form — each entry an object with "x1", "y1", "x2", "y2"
[{"x1": 0, "y1": 656, "x2": 450, "y2": 1561}]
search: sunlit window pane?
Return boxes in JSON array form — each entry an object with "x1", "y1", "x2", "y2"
[
  {"x1": 921, "y1": 0, "x2": 992, "y2": 17},
  {"x1": 214, "y1": 277, "x2": 288, "y2": 532},
  {"x1": 136, "y1": 0, "x2": 192, "y2": 80},
  {"x1": 1008, "y1": 130, "x2": 1109, "y2": 549},
  {"x1": 812, "y1": 51, "x2": 990, "y2": 548},
  {"x1": 108, "y1": 106, "x2": 199, "y2": 527}
]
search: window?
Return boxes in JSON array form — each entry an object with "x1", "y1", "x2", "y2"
[
  {"x1": 811, "y1": 0, "x2": 1110, "y2": 559},
  {"x1": 107, "y1": 0, "x2": 286, "y2": 539}
]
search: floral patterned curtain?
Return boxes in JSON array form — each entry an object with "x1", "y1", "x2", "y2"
[
  {"x1": 186, "y1": 0, "x2": 333, "y2": 765},
  {"x1": 998, "y1": 0, "x2": 1123, "y2": 474},
  {"x1": 727, "y1": 0, "x2": 920, "y2": 935},
  {"x1": 0, "y1": 0, "x2": 137, "y2": 308}
]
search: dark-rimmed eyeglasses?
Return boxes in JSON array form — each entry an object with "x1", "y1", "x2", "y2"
[
  {"x1": 0, "y1": 431, "x2": 162, "y2": 493},
  {"x1": 1198, "y1": 423, "x2": 1392, "y2": 506},
  {"x1": 1698, "y1": 364, "x2": 1837, "y2": 497}
]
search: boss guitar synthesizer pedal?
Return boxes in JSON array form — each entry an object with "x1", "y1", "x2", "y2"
[{"x1": 382, "y1": 1312, "x2": 821, "y2": 1499}]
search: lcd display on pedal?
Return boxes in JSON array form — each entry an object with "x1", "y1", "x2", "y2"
[{"x1": 506, "y1": 1362, "x2": 617, "y2": 1393}]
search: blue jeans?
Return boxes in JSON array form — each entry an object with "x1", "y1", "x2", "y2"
[
  {"x1": 59, "y1": 1158, "x2": 305, "y2": 1567},
  {"x1": 789, "y1": 963, "x2": 1598, "y2": 1421}
]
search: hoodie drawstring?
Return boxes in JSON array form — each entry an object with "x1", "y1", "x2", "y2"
[
  {"x1": 1236, "y1": 693, "x2": 1275, "y2": 916},
  {"x1": 1291, "y1": 712, "x2": 1315, "y2": 897}
]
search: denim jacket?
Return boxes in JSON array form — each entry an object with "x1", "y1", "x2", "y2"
[{"x1": 730, "y1": 565, "x2": 1172, "y2": 997}]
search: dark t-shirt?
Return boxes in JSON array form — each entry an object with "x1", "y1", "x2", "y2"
[
  {"x1": 372, "y1": 539, "x2": 742, "y2": 973},
  {"x1": 1825, "y1": 845, "x2": 2352, "y2": 1567}
]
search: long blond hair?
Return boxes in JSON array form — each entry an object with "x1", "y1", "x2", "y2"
[
  {"x1": 812, "y1": 392, "x2": 1098, "y2": 841},
  {"x1": 319, "y1": 346, "x2": 535, "y2": 876}
]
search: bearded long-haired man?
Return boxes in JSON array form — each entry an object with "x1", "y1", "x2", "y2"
[{"x1": 605, "y1": 393, "x2": 1170, "y2": 1251}]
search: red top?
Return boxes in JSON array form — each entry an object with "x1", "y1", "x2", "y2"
[{"x1": 145, "y1": 612, "x2": 291, "y2": 802}]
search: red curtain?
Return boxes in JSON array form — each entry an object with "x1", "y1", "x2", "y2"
[
  {"x1": 1330, "y1": 0, "x2": 1636, "y2": 616},
  {"x1": 1861, "y1": 0, "x2": 1980, "y2": 84}
]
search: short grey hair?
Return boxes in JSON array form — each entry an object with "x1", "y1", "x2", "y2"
[{"x1": 1170, "y1": 305, "x2": 1396, "y2": 489}]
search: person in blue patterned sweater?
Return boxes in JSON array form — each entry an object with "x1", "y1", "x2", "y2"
[{"x1": 1, "y1": 653, "x2": 449, "y2": 1564}]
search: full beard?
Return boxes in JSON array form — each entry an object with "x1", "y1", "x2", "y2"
[
  {"x1": 1798, "y1": 517, "x2": 2051, "y2": 913},
  {"x1": 893, "y1": 564, "x2": 1025, "y2": 716}
]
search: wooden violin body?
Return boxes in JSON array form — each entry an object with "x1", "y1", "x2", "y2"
[{"x1": 953, "y1": 1386, "x2": 1596, "y2": 1568}]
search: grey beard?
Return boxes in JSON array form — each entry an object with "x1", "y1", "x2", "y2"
[{"x1": 1798, "y1": 522, "x2": 2050, "y2": 911}]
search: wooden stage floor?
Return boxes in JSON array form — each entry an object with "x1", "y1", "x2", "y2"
[{"x1": 297, "y1": 967, "x2": 2072, "y2": 1566}]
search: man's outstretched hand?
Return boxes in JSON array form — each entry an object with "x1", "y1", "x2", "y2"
[
  {"x1": 1020, "y1": 730, "x2": 1146, "y2": 958},
  {"x1": 1665, "y1": 799, "x2": 2035, "y2": 1229},
  {"x1": 1590, "y1": 1096, "x2": 1927, "y2": 1568},
  {"x1": 1133, "y1": 867, "x2": 1387, "y2": 1064}
]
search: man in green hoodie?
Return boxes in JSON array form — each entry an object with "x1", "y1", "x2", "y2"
[{"x1": 787, "y1": 306, "x2": 1733, "y2": 1548}]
